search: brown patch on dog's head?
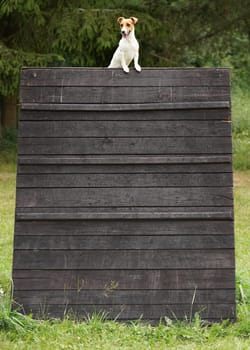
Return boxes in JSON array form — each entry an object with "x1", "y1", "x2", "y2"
[{"x1": 117, "y1": 17, "x2": 138, "y2": 37}]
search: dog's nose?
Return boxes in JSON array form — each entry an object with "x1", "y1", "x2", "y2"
[{"x1": 121, "y1": 30, "x2": 126, "y2": 34}]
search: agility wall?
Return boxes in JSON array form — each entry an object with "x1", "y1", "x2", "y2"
[{"x1": 12, "y1": 68, "x2": 235, "y2": 322}]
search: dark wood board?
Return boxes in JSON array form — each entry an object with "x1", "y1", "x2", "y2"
[
  {"x1": 18, "y1": 163, "x2": 233, "y2": 174},
  {"x1": 14, "y1": 234, "x2": 234, "y2": 250},
  {"x1": 19, "y1": 120, "x2": 231, "y2": 137},
  {"x1": 16, "y1": 187, "x2": 233, "y2": 207},
  {"x1": 14, "y1": 220, "x2": 234, "y2": 236},
  {"x1": 12, "y1": 68, "x2": 235, "y2": 322},
  {"x1": 21, "y1": 86, "x2": 229, "y2": 104},
  {"x1": 18, "y1": 137, "x2": 232, "y2": 155},
  {"x1": 13, "y1": 249, "x2": 234, "y2": 270},
  {"x1": 14, "y1": 289, "x2": 235, "y2": 305},
  {"x1": 19, "y1": 109, "x2": 230, "y2": 121},
  {"x1": 13, "y1": 269, "x2": 235, "y2": 290},
  {"x1": 20, "y1": 68, "x2": 230, "y2": 87},
  {"x1": 16, "y1": 173, "x2": 232, "y2": 188}
]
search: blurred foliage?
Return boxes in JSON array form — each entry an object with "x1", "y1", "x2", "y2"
[{"x1": 1, "y1": 0, "x2": 250, "y2": 95}]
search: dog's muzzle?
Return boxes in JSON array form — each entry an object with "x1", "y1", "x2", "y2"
[{"x1": 121, "y1": 30, "x2": 131, "y2": 38}]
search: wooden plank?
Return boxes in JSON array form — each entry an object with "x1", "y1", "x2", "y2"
[
  {"x1": 21, "y1": 86, "x2": 172, "y2": 104},
  {"x1": 19, "y1": 109, "x2": 231, "y2": 126},
  {"x1": 172, "y1": 87, "x2": 230, "y2": 102},
  {"x1": 14, "y1": 220, "x2": 234, "y2": 236},
  {"x1": 14, "y1": 289, "x2": 235, "y2": 305},
  {"x1": 19, "y1": 109, "x2": 231, "y2": 121},
  {"x1": 16, "y1": 173, "x2": 232, "y2": 188},
  {"x1": 17, "y1": 303, "x2": 235, "y2": 320},
  {"x1": 18, "y1": 137, "x2": 232, "y2": 155},
  {"x1": 13, "y1": 269, "x2": 236, "y2": 290},
  {"x1": 14, "y1": 234, "x2": 234, "y2": 250},
  {"x1": 19, "y1": 120, "x2": 231, "y2": 138},
  {"x1": 21, "y1": 86, "x2": 229, "y2": 104},
  {"x1": 20, "y1": 68, "x2": 230, "y2": 87},
  {"x1": 21, "y1": 101, "x2": 231, "y2": 111},
  {"x1": 18, "y1": 155, "x2": 232, "y2": 165},
  {"x1": 13, "y1": 250, "x2": 235, "y2": 269},
  {"x1": 15, "y1": 208, "x2": 234, "y2": 220},
  {"x1": 18, "y1": 163, "x2": 233, "y2": 175},
  {"x1": 16, "y1": 187, "x2": 233, "y2": 208}
]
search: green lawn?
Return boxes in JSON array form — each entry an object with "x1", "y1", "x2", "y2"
[{"x1": 0, "y1": 169, "x2": 249, "y2": 349}]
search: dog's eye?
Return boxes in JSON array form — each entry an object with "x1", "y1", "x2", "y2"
[{"x1": 127, "y1": 23, "x2": 131, "y2": 27}]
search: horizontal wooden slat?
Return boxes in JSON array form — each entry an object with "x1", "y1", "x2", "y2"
[
  {"x1": 16, "y1": 187, "x2": 233, "y2": 208},
  {"x1": 17, "y1": 303, "x2": 236, "y2": 320},
  {"x1": 18, "y1": 155, "x2": 232, "y2": 166},
  {"x1": 14, "y1": 220, "x2": 234, "y2": 236},
  {"x1": 14, "y1": 289, "x2": 235, "y2": 305},
  {"x1": 13, "y1": 250, "x2": 234, "y2": 269},
  {"x1": 20, "y1": 68, "x2": 230, "y2": 87},
  {"x1": 13, "y1": 269, "x2": 235, "y2": 290},
  {"x1": 18, "y1": 137, "x2": 232, "y2": 155},
  {"x1": 19, "y1": 109, "x2": 231, "y2": 121},
  {"x1": 16, "y1": 173, "x2": 232, "y2": 188},
  {"x1": 19, "y1": 120, "x2": 231, "y2": 138},
  {"x1": 21, "y1": 86, "x2": 173, "y2": 104},
  {"x1": 21, "y1": 101, "x2": 231, "y2": 111},
  {"x1": 14, "y1": 234, "x2": 234, "y2": 250},
  {"x1": 15, "y1": 210, "x2": 234, "y2": 220},
  {"x1": 21, "y1": 86, "x2": 229, "y2": 104},
  {"x1": 18, "y1": 164, "x2": 233, "y2": 177}
]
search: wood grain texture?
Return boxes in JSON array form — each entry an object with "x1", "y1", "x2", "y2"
[
  {"x1": 21, "y1": 101, "x2": 231, "y2": 111},
  {"x1": 20, "y1": 68, "x2": 230, "y2": 87},
  {"x1": 14, "y1": 289, "x2": 235, "y2": 305},
  {"x1": 18, "y1": 137, "x2": 232, "y2": 155},
  {"x1": 21, "y1": 86, "x2": 229, "y2": 104},
  {"x1": 13, "y1": 249, "x2": 234, "y2": 270},
  {"x1": 19, "y1": 109, "x2": 231, "y2": 121},
  {"x1": 16, "y1": 187, "x2": 233, "y2": 207},
  {"x1": 14, "y1": 219, "x2": 234, "y2": 236},
  {"x1": 16, "y1": 173, "x2": 232, "y2": 188},
  {"x1": 15, "y1": 208, "x2": 234, "y2": 220},
  {"x1": 13, "y1": 269, "x2": 235, "y2": 290},
  {"x1": 19, "y1": 120, "x2": 231, "y2": 137},
  {"x1": 13, "y1": 68, "x2": 235, "y2": 322},
  {"x1": 18, "y1": 163, "x2": 233, "y2": 175},
  {"x1": 14, "y1": 234, "x2": 234, "y2": 250}
]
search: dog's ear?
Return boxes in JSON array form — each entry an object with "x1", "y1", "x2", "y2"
[
  {"x1": 130, "y1": 17, "x2": 138, "y2": 24},
  {"x1": 117, "y1": 17, "x2": 124, "y2": 24}
]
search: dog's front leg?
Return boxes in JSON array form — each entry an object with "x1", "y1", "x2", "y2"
[
  {"x1": 134, "y1": 51, "x2": 141, "y2": 72},
  {"x1": 121, "y1": 52, "x2": 129, "y2": 73}
]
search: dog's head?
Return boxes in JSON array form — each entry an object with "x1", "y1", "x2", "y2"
[{"x1": 117, "y1": 17, "x2": 138, "y2": 38}]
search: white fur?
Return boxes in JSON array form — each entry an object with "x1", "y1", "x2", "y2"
[{"x1": 108, "y1": 28, "x2": 141, "y2": 73}]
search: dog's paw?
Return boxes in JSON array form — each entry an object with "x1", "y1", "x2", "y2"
[
  {"x1": 123, "y1": 66, "x2": 130, "y2": 73},
  {"x1": 135, "y1": 64, "x2": 141, "y2": 72}
]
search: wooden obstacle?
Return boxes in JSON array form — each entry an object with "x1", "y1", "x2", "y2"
[{"x1": 12, "y1": 68, "x2": 235, "y2": 322}]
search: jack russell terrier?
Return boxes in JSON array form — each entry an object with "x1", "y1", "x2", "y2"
[{"x1": 108, "y1": 16, "x2": 141, "y2": 73}]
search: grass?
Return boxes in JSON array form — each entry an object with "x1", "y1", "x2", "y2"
[
  {"x1": 231, "y1": 88, "x2": 250, "y2": 170},
  {"x1": 0, "y1": 168, "x2": 249, "y2": 349}
]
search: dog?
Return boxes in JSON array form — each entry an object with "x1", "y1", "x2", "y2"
[{"x1": 108, "y1": 16, "x2": 141, "y2": 73}]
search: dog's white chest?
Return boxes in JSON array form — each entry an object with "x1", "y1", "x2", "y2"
[{"x1": 119, "y1": 40, "x2": 137, "y2": 65}]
